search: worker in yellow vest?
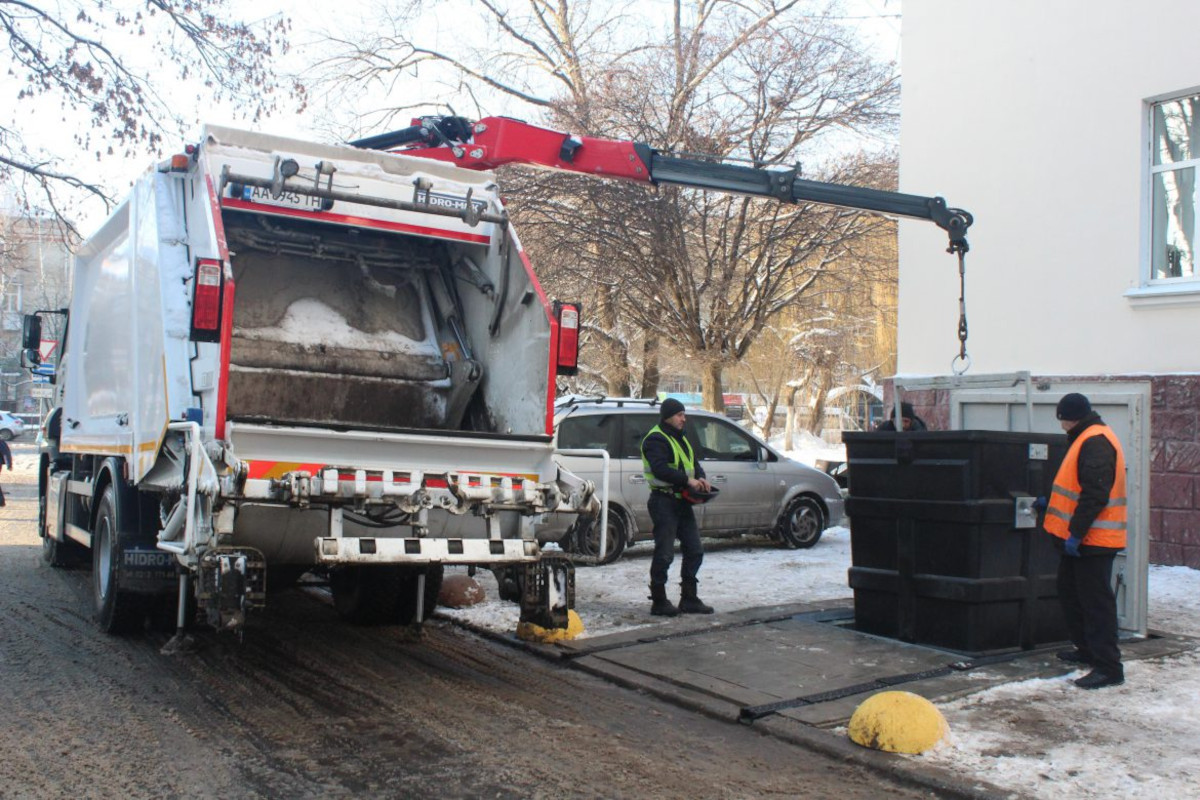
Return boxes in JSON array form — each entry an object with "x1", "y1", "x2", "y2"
[
  {"x1": 1044, "y1": 393, "x2": 1126, "y2": 689},
  {"x1": 640, "y1": 398, "x2": 716, "y2": 617}
]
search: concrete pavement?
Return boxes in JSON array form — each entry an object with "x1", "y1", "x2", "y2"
[{"x1": 458, "y1": 598, "x2": 1195, "y2": 800}]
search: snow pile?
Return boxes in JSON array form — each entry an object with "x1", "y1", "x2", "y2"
[{"x1": 770, "y1": 428, "x2": 845, "y2": 466}]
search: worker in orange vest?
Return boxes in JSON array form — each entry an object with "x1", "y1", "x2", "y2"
[{"x1": 1043, "y1": 393, "x2": 1126, "y2": 689}]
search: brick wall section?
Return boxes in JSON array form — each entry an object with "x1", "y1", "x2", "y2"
[
  {"x1": 1150, "y1": 375, "x2": 1200, "y2": 568},
  {"x1": 886, "y1": 377, "x2": 1200, "y2": 568}
]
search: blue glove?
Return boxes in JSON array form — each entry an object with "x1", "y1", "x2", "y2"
[
  {"x1": 1033, "y1": 496, "x2": 1048, "y2": 512},
  {"x1": 1063, "y1": 536, "x2": 1081, "y2": 557}
]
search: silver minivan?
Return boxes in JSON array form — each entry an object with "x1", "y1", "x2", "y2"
[{"x1": 544, "y1": 398, "x2": 846, "y2": 563}]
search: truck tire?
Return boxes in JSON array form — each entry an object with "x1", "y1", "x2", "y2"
[
  {"x1": 776, "y1": 496, "x2": 825, "y2": 550},
  {"x1": 493, "y1": 566, "x2": 524, "y2": 603},
  {"x1": 93, "y1": 485, "x2": 150, "y2": 634},
  {"x1": 395, "y1": 565, "x2": 444, "y2": 625},
  {"x1": 569, "y1": 505, "x2": 628, "y2": 565},
  {"x1": 330, "y1": 566, "x2": 405, "y2": 625}
]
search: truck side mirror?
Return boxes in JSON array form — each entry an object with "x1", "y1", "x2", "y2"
[{"x1": 21, "y1": 314, "x2": 41, "y2": 356}]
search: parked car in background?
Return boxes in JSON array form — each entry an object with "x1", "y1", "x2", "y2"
[
  {"x1": 545, "y1": 397, "x2": 846, "y2": 564},
  {"x1": 0, "y1": 412, "x2": 26, "y2": 441}
]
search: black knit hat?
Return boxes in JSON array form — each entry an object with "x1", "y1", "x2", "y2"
[
  {"x1": 660, "y1": 397, "x2": 685, "y2": 420},
  {"x1": 1056, "y1": 393, "x2": 1092, "y2": 422}
]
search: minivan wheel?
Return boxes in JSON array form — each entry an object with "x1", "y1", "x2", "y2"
[
  {"x1": 777, "y1": 496, "x2": 824, "y2": 549},
  {"x1": 0, "y1": 429, "x2": 12, "y2": 441},
  {"x1": 569, "y1": 506, "x2": 627, "y2": 565}
]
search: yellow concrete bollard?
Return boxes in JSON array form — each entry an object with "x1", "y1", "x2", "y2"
[
  {"x1": 847, "y1": 690, "x2": 949, "y2": 754},
  {"x1": 515, "y1": 609, "x2": 585, "y2": 643}
]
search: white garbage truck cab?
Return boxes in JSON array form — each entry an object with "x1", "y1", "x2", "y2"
[{"x1": 26, "y1": 125, "x2": 593, "y2": 634}]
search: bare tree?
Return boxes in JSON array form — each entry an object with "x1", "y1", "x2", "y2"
[
  {"x1": 0, "y1": 0, "x2": 301, "y2": 229},
  {"x1": 730, "y1": 176, "x2": 897, "y2": 445},
  {"x1": 322, "y1": 0, "x2": 897, "y2": 408}
]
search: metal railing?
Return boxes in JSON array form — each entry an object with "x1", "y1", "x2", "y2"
[{"x1": 554, "y1": 448, "x2": 610, "y2": 562}]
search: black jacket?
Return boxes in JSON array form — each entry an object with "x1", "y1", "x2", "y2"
[
  {"x1": 642, "y1": 423, "x2": 706, "y2": 490},
  {"x1": 876, "y1": 415, "x2": 927, "y2": 432},
  {"x1": 1063, "y1": 411, "x2": 1121, "y2": 548}
]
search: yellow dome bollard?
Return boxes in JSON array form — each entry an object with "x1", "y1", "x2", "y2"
[
  {"x1": 847, "y1": 690, "x2": 949, "y2": 754},
  {"x1": 516, "y1": 609, "x2": 585, "y2": 643}
]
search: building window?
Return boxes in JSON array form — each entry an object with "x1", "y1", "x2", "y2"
[
  {"x1": 1150, "y1": 92, "x2": 1200, "y2": 281},
  {"x1": 0, "y1": 278, "x2": 21, "y2": 331},
  {"x1": 0, "y1": 278, "x2": 21, "y2": 313}
]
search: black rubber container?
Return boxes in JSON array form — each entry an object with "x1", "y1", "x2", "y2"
[{"x1": 844, "y1": 430, "x2": 1069, "y2": 655}]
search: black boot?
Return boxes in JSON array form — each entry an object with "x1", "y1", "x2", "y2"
[
  {"x1": 678, "y1": 580, "x2": 714, "y2": 615},
  {"x1": 649, "y1": 584, "x2": 678, "y2": 617}
]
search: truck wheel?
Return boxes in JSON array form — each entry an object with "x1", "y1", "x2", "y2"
[
  {"x1": 776, "y1": 496, "x2": 825, "y2": 550},
  {"x1": 569, "y1": 506, "x2": 628, "y2": 565},
  {"x1": 493, "y1": 566, "x2": 524, "y2": 603},
  {"x1": 93, "y1": 485, "x2": 149, "y2": 634},
  {"x1": 395, "y1": 566, "x2": 444, "y2": 625},
  {"x1": 330, "y1": 566, "x2": 403, "y2": 625}
]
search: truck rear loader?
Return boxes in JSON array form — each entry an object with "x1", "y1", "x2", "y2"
[{"x1": 25, "y1": 126, "x2": 595, "y2": 635}]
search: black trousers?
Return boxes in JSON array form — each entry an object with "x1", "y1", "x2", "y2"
[
  {"x1": 648, "y1": 492, "x2": 703, "y2": 587},
  {"x1": 1057, "y1": 551, "x2": 1122, "y2": 677}
]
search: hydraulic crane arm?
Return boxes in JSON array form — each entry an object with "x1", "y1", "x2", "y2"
[{"x1": 350, "y1": 115, "x2": 973, "y2": 253}]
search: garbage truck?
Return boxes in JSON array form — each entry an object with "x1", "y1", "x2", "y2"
[
  {"x1": 27, "y1": 118, "x2": 973, "y2": 638},
  {"x1": 25, "y1": 125, "x2": 596, "y2": 635}
]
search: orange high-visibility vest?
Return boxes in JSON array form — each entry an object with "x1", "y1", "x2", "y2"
[{"x1": 1044, "y1": 425, "x2": 1127, "y2": 549}]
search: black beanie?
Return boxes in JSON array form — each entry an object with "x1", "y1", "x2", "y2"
[
  {"x1": 1056, "y1": 393, "x2": 1091, "y2": 422},
  {"x1": 660, "y1": 397, "x2": 685, "y2": 420}
]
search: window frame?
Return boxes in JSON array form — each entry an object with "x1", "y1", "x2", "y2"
[
  {"x1": 685, "y1": 416, "x2": 768, "y2": 463},
  {"x1": 620, "y1": 413, "x2": 659, "y2": 459},
  {"x1": 1131, "y1": 87, "x2": 1200, "y2": 307},
  {"x1": 556, "y1": 412, "x2": 620, "y2": 454}
]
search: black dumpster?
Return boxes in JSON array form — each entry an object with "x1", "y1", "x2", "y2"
[{"x1": 844, "y1": 430, "x2": 1069, "y2": 655}]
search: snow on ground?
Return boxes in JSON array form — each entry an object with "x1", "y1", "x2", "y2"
[
  {"x1": 4, "y1": 442, "x2": 37, "y2": 479},
  {"x1": 441, "y1": 538, "x2": 1200, "y2": 800},
  {"x1": 440, "y1": 528, "x2": 856, "y2": 639},
  {"x1": 8, "y1": 438, "x2": 1197, "y2": 798},
  {"x1": 440, "y1": 434, "x2": 1200, "y2": 799}
]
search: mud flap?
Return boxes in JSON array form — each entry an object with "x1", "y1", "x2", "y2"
[
  {"x1": 197, "y1": 548, "x2": 267, "y2": 631},
  {"x1": 518, "y1": 550, "x2": 575, "y2": 630}
]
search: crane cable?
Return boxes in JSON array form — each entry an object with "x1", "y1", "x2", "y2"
[{"x1": 951, "y1": 246, "x2": 970, "y2": 375}]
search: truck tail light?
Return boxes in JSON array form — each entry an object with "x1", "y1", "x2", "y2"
[
  {"x1": 191, "y1": 259, "x2": 224, "y2": 343},
  {"x1": 555, "y1": 301, "x2": 581, "y2": 376}
]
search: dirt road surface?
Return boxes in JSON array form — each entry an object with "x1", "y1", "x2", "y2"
[{"x1": 0, "y1": 443, "x2": 939, "y2": 799}]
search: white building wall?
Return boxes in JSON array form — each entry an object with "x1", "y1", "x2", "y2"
[{"x1": 899, "y1": 0, "x2": 1200, "y2": 376}]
